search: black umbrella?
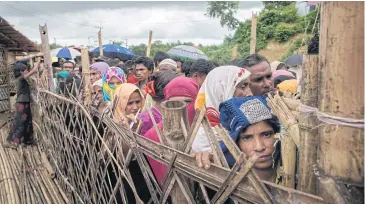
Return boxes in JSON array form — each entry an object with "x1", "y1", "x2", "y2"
[{"x1": 284, "y1": 54, "x2": 303, "y2": 67}]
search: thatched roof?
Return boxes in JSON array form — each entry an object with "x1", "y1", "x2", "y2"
[{"x1": 0, "y1": 17, "x2": 40, "y2": 52}]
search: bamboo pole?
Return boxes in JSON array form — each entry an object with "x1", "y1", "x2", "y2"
[
  {"x1": 318, "y1": 1, "x2": 364, "y2": 201},
  {"x1": 298, "y1": 54, "x2": 319, "y2": 194},
  {"x1": 98, "y1": 29, "x2": 104, "y2": 56},
  {"x1": 160, "y1": 100, "x2": 189, "y2": 204},
  {"x1": 250, "y1": 12, "x2": 257, "y2": 54},
  {"x1": 146, "y1": 30, "x2": 153, "y2": 57},
  {"x1": 232, "y1": 44, "x2": 238, "y2": 60},
  {"x1": 39, "y1": 24, "x2": 54, "y2": 91},
  {"x1": 81, "y1": 48, "x2": 91, "y2": 106}
]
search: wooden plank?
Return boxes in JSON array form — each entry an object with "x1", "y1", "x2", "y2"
[{"x1": 318, "y1": 2, "x2": 364, "y2": 202}]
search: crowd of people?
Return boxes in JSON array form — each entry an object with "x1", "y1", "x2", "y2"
[{"x1": 5, "y1": 50, "x2": 302, "y2": 203}]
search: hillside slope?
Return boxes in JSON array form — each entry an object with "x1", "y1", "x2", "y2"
[{"x1": 258, "y1": 34, "x2": 308, "y2": 62}]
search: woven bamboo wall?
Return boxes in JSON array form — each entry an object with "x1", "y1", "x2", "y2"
[{"x1": 0, "y1": 46, "x2": 9, "y2": 112}]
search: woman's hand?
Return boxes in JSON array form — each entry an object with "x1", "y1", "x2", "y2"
[{"x1": 191, "y1": 151, "x2": 213, "y2": 170}]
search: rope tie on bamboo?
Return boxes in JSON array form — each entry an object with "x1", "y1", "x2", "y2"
[{"x1": 299, "y1": 103, "x2": 364, "y2": 129}]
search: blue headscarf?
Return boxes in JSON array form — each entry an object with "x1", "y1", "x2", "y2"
[
  {"x1": 219, "y1": 96, "x2": 280, "y2": 166},
  {"x1": 101, "y1": 67, "x2": 126, "y2": 102},
  {"x1": 57, "y1": 71, "x2": 70, "y2": 80}
]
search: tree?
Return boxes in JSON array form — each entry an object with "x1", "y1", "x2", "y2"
[
  {"x1": 206, "y1": 1, "x2": 240, "y2": 30},
  {"x1": 263, "y1": 1, "x2": 294, "y2": 10}
]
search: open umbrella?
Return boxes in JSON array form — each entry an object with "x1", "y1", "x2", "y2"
[
  {"x1": 51, "y1": 47, "x2": 81, "y2": 60},
  {"x1": 167, "y1": 45, "x2": 208, "y2": 60},
  {"x1": 92, "y1": 44, "x2": 135, "y2": 61},
  {"x1": 284, "y1": 53, "x2": 303, "y2": 67}
]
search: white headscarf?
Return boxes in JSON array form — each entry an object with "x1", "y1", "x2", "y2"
[{"x1": 195, "y1": 66, "x2": 251, "y2": 125}]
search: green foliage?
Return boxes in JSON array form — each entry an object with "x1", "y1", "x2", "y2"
[
  {"x1": 263, "y1": 1, "x2": 294, "y2": 10},
  {"x1": 274, "y1": 23, "x2": 297, "y2": 42},
  {"x1": 206, "y1": 1, "x2": 240, "y2": 30}
]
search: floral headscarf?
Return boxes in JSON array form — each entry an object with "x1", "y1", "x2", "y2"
[
  {"x1": 194, "y1": 66, "x2": 251, "y2": 126},
  {"x1": 102, "y1": 67, "x2": 126, "y2": 102}
]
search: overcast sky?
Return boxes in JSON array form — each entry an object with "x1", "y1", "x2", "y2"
[{"x1": 0, "y1": 1, "x2": 263, "y2": 47}]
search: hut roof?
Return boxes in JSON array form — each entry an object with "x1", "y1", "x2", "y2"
[{"x1": 0, "y1": 17, "x2": 40, "y2": 52}]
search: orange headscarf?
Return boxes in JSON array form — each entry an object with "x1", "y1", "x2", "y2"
[{"x1": 112, "y1": 83, "x2": 145, "y2": 125}]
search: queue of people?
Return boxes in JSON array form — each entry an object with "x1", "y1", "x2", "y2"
[{"x1": 5, "y1": 51, "x2": 301, "y2": 203}]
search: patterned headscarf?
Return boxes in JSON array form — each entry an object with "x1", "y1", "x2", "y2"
[
  {"x1": 194, "y1": 66, "x2": 251, "y2": 126},
  {"x1": 102, "y1": 67, "x2": 126, "y2": 102},
  {"x1": 219, "y1": 96, "x2": 280, "y2": 166}
]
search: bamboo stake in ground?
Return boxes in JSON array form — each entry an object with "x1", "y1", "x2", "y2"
[
  {"x1": 298, "y1": 54, "x2": 319, "y2": 194},
  {"x1": 146, "y1": 30, "x2": 153, "y2": 58},
  {"x1": 317, "y1": 2, "x2": 364, "y2": 202},
  {"x1": 81, "y1": 48, "x2": 92, "y2": 106},
  {"x1": 250, "y1": 12, "x2": 257, "y2": 54},
  {"x1": 39, "y1": 24, "x2": 54, "y2": 91},
  {"x1": 232, "y1": 44, "x2": 238, "y2": 60}
]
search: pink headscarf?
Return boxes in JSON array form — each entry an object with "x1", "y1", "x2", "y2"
[
  {"x1": 272, "y1": 70, "x2": 295, "y2": 80},
  {"x1": 164, "y1": 77, "x2": 199, "y2": 125}
]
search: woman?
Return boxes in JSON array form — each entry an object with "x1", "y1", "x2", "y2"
[
  {"x1": 137, "y1": 71, "x2": 177, "y2": 135},
  {"x1": 192, "y1": 66, "x2": 252, "y2": 158},
  {"x1": 92, "y1": 79, "x2": 107, "y2": 114},
  {"x1": 109, "y1": 83, "x2": 150, "y2": 203},
  {"x1": 144, "y1": 77, "x2": 200, "y2": 185},
  {"x1": 4, "y1": 61, "x2": 40, "y2": 147},
  {"x1": 90, "y1": 61, "x2": 109, "y2": 85},
  {"x1": 102, "y1": 67, "x2": 126, "y2": 102},
  {"x1": 219, "y1": 96, "x2": 281, "y2": 183}
]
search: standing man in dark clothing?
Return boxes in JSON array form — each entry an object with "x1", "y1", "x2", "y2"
[{"x1": 4, "y1": 58, "x2": 41, "y2": 148}]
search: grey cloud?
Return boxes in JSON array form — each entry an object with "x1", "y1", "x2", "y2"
[{"x1": 0, "y1": 1, "x2": 263, "y2": 46}]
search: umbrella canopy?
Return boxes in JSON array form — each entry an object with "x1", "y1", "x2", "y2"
[
  {"x1": 284, "y1": 53, "x2": 303, "y2": 67},
  {"x1": 51, "y1": 47, "x2": 81, "y2": 60},
  {"x1": 167, "y1": 45, "x2": 208, "y2": 60},
  {"x1": 92, "y1": 44, "x2": 135, "y2": 61}
]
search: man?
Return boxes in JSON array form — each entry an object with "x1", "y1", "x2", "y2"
[
  {"x1": 172, "y1": 56, "x2": 183, "y2": 74},
  {"x1": 62, "y1": 60, "x2": 75, "y2": 72},
  {"x1": 153, "y1": 51, "x2": 169, "y2": 68},
  {"x1": 134, "y1": 56, "x2": 154, "y2": 89},
  {"x1": 242, "y1": 54, "x2": 273, "y2": 96},
  {"x1": 189, "y1": 59, "x2": 217, "y2": 87},
  {"x1": 125, "y1": 60, "x2": 139, "y2": 84},
  {"x1": 158, "y1": 59, "x2": 177, "y2": 72}
]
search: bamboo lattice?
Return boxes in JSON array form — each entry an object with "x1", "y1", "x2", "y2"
[{"x1": 0, "y1": 75, "x2": 325, "y2": 203}]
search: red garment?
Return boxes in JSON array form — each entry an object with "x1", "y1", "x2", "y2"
[
  {"x1": 144, "y1": 123, "x2": 166, "y2": 185},
  {"x1": 164, "y1": 77, "x2": 199, "y2": 125},
  {"x1": 144, "y1": 77, "x2": 200, "y2": 186},
  {"x1": 127, "y1": 73, "x2": 139, "y2": 84}
]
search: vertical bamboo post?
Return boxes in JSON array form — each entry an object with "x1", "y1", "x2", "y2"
[
  {"x1": 298, "y1": 54, "x2": 319, "y2": 194},
  {"x1": 98, "y1": 29, "x2": 103, "y2": 56},
  {"x1": 81, "y1": 48, "x2": 91, "y2": 106},
  {"x1": 250, "y1": 12, "x2": 257, "y2": 54},
  {"x1": 317, "y1": 1, "x2": 364, "y2": 201},
  {"x1": 39, "y1": 24, "x2": 54, "y2": 91},
  {"x1": 146, "y1": 30, "x2": 153, "y2": 57},
  {"x1": 160, "y1": 100, "x2": 189, "y2": 203},
  {"x1": 232, "y1": 44, "x2": 238, "y2": 60}
]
